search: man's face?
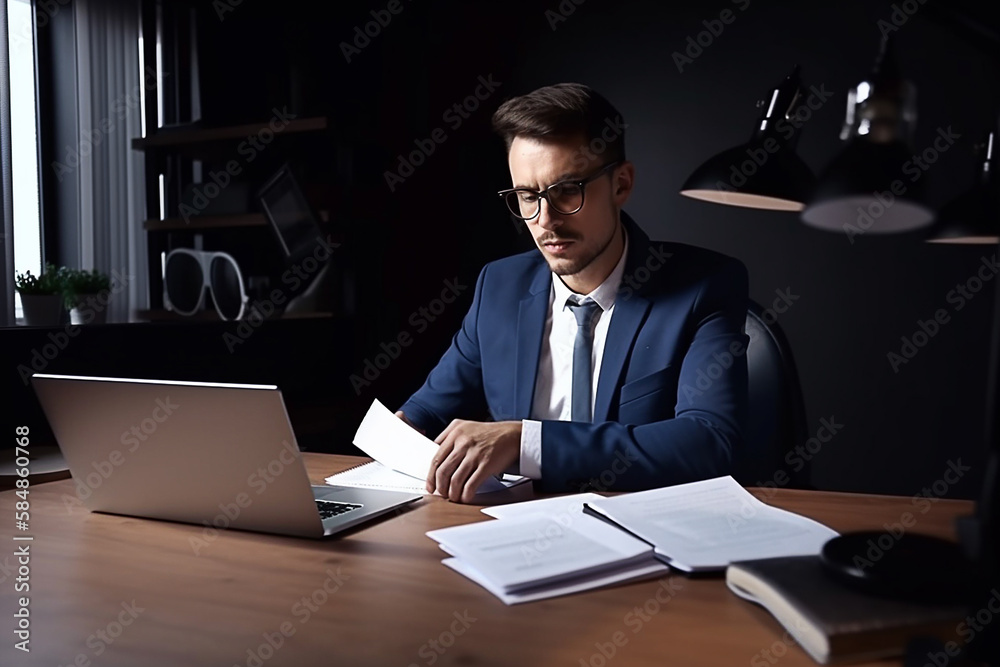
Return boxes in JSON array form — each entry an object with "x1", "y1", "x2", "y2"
[{"x1": 507, "y1": 134, "x2": 633, "y2": 292}]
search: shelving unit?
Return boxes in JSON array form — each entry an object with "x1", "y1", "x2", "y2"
[
  {"x1": 131, "y1": 117, "x2": 328, "y2": 151},
  {"x1": 142, "y1": 213, "x2": 269, "y2": 232},
  {"x1": 136, "y1": 308, "x2": 335, "y2": 322},
  {"x1": 131, "y1": 115, "x2": 338, "y2": 320}
]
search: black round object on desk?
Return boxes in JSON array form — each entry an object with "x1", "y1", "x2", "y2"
[{"x1": 820, "y1": 531, "x2": 977, "y2": 605}]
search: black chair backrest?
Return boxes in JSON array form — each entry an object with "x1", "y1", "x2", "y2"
[{"x1": 734, "y1": 300, "x2": 810, "y2": 488}]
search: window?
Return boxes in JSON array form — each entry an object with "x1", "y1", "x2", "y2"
[{"x1": 8, "y1": 0, "x2": 41, "y2": 321}]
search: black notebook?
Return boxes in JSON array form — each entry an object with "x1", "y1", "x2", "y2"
[{"x1": 726, "y1": 555, "x2": 968, "y2": 664}]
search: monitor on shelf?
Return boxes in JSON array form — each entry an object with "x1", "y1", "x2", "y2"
[
  {"x1": 257, "y1": 164, "x2": 328, "y2": 268},
  {"x1": 256, "y1": 164, "x2": 336, "y2": 315}
]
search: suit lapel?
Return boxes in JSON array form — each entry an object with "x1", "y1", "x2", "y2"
[
  {"x1": 594, "y1": 293, "x2": 650, "y2": 421},
  {"x1": 594, "y1": 214, "x2": 655, "y2": 422},
  {"x1": 514, "y1": 266, "x2": 552, "y2": 419}
]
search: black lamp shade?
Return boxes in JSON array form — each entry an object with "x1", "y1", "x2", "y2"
[
  {"x1": 926, "y1": 187, "x2": 999, "y2": 244},
  {"x1": 801, "y1": 138, "x2": 935, "y2": 233},
  {"x1": 927, "y1": 129, "x2": 998, "y2": 244},
  {"x1": 680, "y1": 141, "x2": 816, "y2": 211}
]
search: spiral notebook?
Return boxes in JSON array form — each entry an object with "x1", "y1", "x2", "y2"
[{"x1": 325, "y1": 460, "x2": 429, "y2": 494}]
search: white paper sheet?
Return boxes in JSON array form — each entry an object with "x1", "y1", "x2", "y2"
[
  {"x1": 351, "y1": 399, "x2": 529, "y2": 494},
  {"x1": 352, "y1": 399, "x2": 440, "y2": 480},
  {"x1": 442, "y1": 557, "x2": 670, "y2": 605},
  {"x1": 426, "y1": 513, "x2": 653, "y2": 593},
  {"x1": 584, "y1": 475, "x2": 840, "y2": 572},
  {"x1": 325, "y1": 460, "x2": 428, "y2": 494},
  {"x1": 481, "y1": 492, "x2": 606, "y2": 520}
]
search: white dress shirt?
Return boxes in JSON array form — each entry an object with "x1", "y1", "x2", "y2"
[{"x1": 519, "y1": 232, "x2": 630, "y2": 479}]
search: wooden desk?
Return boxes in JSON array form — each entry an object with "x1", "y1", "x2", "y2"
[{"x1": 0, "y1": 454, "x2": 975, "y2": 667}]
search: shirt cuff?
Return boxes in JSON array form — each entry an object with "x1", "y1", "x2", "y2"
[{"x1": 520, "y1": 419, "x2": 543, "y2": 479}]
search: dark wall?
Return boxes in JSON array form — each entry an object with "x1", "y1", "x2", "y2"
[
  {"x1": 241, "y1": 0, "x2": 993, "y2": 500},
  {"x1": 9, "y1": 0, "x2": 997, "y2": 500},
  {"x1": 301, "y1": 0, "x2": 992, "y2": 500}
]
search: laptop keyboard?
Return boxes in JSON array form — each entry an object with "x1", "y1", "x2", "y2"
[{"x1": 316, "y1": 499, "x2": 363, "y2": 520}]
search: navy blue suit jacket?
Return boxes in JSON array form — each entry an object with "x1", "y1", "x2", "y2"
[{"x1": 399, "y1": 213, "x2": 749, "y2": 493}]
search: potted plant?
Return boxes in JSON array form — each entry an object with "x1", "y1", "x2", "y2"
[
  {"x1": 62, "y1": 267, "x2": 112, "y2": 325},
  {"x1": 15, "y1": 264, "x2": 69, "y2": 326}
]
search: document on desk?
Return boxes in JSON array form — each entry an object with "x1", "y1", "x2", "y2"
[
  {"x1": 481, "y1": 492, "x2": 606, "y2": 520},
  {"x1": 442, "y1": 557, "x2": 669, "y2": 605},
  {"x1": 583, "y1": 476, "x2": 840, "y2": 573},
  {"x1": 426, "y1": 512, "x2": 667, "y2": 603},
  {"x1": 338, "y1": 399, "x2": 529, "y2": 494}
]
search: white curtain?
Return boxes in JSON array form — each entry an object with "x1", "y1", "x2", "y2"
[
  {"x1": 72, "y1": 0, "x2": 146, "y2": 323},
  {"x1": 0, "y1": 4, "x2": 14, "y2": 327}
]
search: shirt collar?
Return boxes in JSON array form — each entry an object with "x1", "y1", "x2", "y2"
[{"x1": 552, "y1": 225, "x2": 629, "y2": 313}]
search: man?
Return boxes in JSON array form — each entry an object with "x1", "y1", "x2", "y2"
[{"x1": 396, "y1": 82, "x2": 749, "y2": 503}]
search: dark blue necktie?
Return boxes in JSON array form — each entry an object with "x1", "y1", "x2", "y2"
[{"x1": 568, "y1": 299, "x2": 601, "y2": 422}]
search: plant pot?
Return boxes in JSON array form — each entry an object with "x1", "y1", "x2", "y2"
[
  {"x1": 69, "y1": 294, "x2": 109, "y2": 325},
  {"x1": 20, "y1": 294, "x2": 68, "y2": 326}
]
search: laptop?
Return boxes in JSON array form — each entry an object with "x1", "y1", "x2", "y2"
[{"x1": 30, "y1": 373, "x2": 422, "y2": 538}]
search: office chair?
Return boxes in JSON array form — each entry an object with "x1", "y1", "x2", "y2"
[{"x1": 733, "y1": 300, "x2": 811, "y2": 489}]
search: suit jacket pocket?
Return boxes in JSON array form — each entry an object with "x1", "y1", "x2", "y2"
[{"x1": 618, "y1": 365, "x2": 677, "y2": 423}]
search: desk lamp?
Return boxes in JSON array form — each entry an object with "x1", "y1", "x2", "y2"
[
  {"x1": 800, "y1": 35, "x2": 935, "y2": 233},
  {"x1": 816, "y1": 118, "x2": 1000, "y2": 661},
  {"x1": 679, "y1": 66, "x2": 817, "y2": 211},
  {"x1": 681, "y1": 36, "x2": 999, "y2": 665}
]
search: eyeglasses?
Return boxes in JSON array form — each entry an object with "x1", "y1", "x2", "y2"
[
  {"x1": 163, "y1": 248, "x2": 249, "y2": 321},
  {"x1": 498, "y1": 161, "x2": 622, "y2": 221}
]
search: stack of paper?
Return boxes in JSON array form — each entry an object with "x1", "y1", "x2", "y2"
[
  {"x1": 426, "y1": 493, "x2": 670, "y2": 604},
  {"x1": 583, "y1": 476, "x2": 840, "y2": 572},
  {"x1": 426, "y1": 477, "x2": 841, "y2": 603},
  {"x1": 325, "y1": 399, "x2": 530, "y2": 495}
]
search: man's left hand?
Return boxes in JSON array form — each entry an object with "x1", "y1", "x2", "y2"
[{"x1": 427, "y1": 420, "x2": 522, "y2": 503}]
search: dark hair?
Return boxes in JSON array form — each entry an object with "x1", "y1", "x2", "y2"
[{"x1": 491, "y1": 83, "x2": 626, "y2": 163}]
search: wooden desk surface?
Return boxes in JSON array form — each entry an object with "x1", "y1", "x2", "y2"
[{"x1": 0, "y1": 453, "x2": 975, "y2": 667}]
